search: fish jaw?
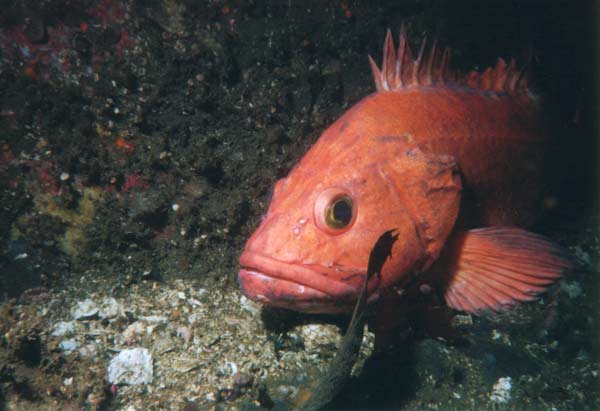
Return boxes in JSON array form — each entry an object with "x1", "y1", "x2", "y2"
[{"x1": 238, "y1": 251, "x2": 379, "y2": 314}]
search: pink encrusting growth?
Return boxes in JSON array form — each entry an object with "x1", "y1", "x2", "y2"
[{"x1": 0, "y1": 0, "x2": 134, "y2": 82}]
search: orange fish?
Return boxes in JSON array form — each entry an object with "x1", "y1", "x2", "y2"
[{"x1": 238, "y1": 28, "x2": 572, "y2": 317}]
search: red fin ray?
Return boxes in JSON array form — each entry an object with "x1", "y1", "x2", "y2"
[
  {"x1": 448, "y1": 266, "x2": 538, "y2": 314},
  {"x1": 369, "y1": 28, "x2": 528, "y2": 94},
  {"x1": 463, "y1": 254, "x2": 565, "y2": 280},
  {"x1": 471, "y1": 263, "x2": 556, "y2": 288},
  {"x1": 442, "y1": 227, "x2": 572, "y2": 314},
  {"x1": 453, "y1": 275, "x2": 509, "y2": 309},
  {"x1": 460, "y1": 264, "x2": 543, "y2": 301}
]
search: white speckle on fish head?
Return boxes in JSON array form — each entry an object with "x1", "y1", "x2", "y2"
[{"x1": 292, "y1": 217, "x2": 308, "y2": 236}]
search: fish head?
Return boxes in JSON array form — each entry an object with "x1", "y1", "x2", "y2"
[{"x1": 239, "y1": 137, "x2": 461, "y2": 314}]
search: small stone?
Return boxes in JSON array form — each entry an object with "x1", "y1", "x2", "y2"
[
  {"x1": 51, "y1": 321, "x2": 77, "y2": 337},
  {"x1": 172, "y1": 356, "x2": 201, "y2": 372},
  {"x1": 153, "y1": 335, "x2": 176, "y2": 355},
  {"x1": 452, "y1": 314, "x2": 473, "y2": 327},
  {"x1": 59, "y1": 339, "x2": 80, "y2": 353},
  {"x1": 295, "y1": 323, "x2": 341, "y2": 353},
  {"x1": 123, "y1": 321, "x2": 146, "y2": 344},
  {"x1": 107, "y1": 348, "x2": 153, "y2": 385},
  {"x1": 138, "y1": 315, "x2": 168, "y2": 324},
  {"x1": 239, "y1": 295, "x2": 260, "y2": 315},
  {"x1": 490, "y1": 377, "x2": 512, "y2": 404},
  {"x1": 99, "y1": 297, "x2": 123, "y2": 319},
  {"x1": 574, "y1": 246, "x2": 592, "y2": 266},
  {"x1": 79, "y1": 343, "x2": 98, "y2": 358},
  {"x1": 176, "y1": 326, "x2": 192, "y2": 343},
  {"x1": 561, "y1": 281, "x2": 583, "y2": 299},
  {"x1": 187, "y1": 312, "x2": 202, "y2": 324},
  {"x1": 72, "y1": 299, "x2": 99, "y2": 320}
]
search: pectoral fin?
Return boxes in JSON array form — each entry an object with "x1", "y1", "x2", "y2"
[{"x1": 441, "y1": 227, "x2": 572, "y2": 314}]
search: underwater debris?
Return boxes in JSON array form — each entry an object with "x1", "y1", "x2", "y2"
[
  {"x1": 490, "y1": 376, "x2": 512, "y2": 404},
  {"x1": 59, "y1": 338, "x2": 79, "y2": 353},
  {"x1": 98, "y1": 296, "x2": 124, "y2": 319},
  {"x1": 107, "y1": 347, "x2": 153, "y2": 385},
  {"x1": 51, "y1": 320, "x2": 78, "y2": 337},
  {"x1": 72, "y1": 298, "x2": 100, "y2": 320}
]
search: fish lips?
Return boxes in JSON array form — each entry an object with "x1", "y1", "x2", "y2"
[{"x1": 238, "y1": 251, "x2": 379, "y2": 314}]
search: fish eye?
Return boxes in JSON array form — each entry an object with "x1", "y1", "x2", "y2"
[
  {"x1": 326, "y1": 196, "x2": 353, "y2": 228},
  {"x1": 314, "y1": 188, "x2": 357, "y2": 234}
]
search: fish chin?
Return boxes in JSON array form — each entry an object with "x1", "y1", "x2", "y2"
[{"x1": 238, "y1": 251, "x2": 373, "y2": 314}]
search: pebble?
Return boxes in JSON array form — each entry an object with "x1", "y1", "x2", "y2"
[
  {"x1": 239, "y1": 295, "x2": 260, "y2": 315},
  {"x1": 123, "y1": 321, "x2": 146, "y2": 343},
  {"x1": 172, "y1": 356, "x2": 201, "y2": 372},
  {"x1": 71, "y1": 299, "x2": 99, "y2": 320},
  {"x1": 152, "y1": 335, "x2": 176, "y2": 355},
  {"x1": 490, "y1": 376, "x2": 512, "y2": 404},
  {"x1": 295, "y1": 323, "x2": 341, "y2": 352},
  {"x1": 138, "y1": 315, "x2": 169, "y2": 324},
  {"x1": 574, "y1": 246, "x2": 592, "y2": 266},
  {"x1": 79, "y1": 343, "x2": 98, "y2": 358},
  {"x1": 175, "y1": 326, "x2": 193, "y2": 343},
  {"x1": 51, "y1": 321, "x2": 77, "y2": 336},
  {"x1": 59, "y1": 339, "x2": 80, "y2": 353},
  {"x1": 107, "y1": 348, "x2": 153, "y2": 385},
  {"x1": 561, "y1": 281, "x2": 583, "y2": 299},
  {"x1": 98, "y1": 297, "x2": 123, "y2": 319}
]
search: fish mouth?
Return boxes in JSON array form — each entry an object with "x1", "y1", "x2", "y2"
[{"x1": 238, "y1": 251, "x2": 379, "y2": 314}]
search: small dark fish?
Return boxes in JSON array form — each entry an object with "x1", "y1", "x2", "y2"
[{"x1": 293, "y1": 229, "x2": 398, "y2": 410}]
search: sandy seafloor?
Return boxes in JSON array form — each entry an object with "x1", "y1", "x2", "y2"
[{"x1": 0, "y1": 1, "x2": 599, "y2": 410}]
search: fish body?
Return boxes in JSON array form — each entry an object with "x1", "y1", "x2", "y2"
[
  {"x1": 239, "y1": 30, "x2": 571, "y2": 315},
  {"x1": 293, "y1": 87, "x2": 545, "y2": 226}
]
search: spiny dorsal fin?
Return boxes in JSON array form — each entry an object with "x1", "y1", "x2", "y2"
[{"x1": 369, "y1": 27, "x2": 528, "y2": 94}]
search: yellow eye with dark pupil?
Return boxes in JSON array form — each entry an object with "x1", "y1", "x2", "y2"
[{"x1": 326, "y1": 196, "x2": 353, "y2": 229}]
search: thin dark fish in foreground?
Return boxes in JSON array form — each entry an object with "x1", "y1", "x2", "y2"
[{"x1": 293, "y1": 229, "x2": 398, "y2": 411}]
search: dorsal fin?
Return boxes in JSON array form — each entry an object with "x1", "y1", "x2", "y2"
[{"x1": 369, "y1": 27, "x2": 528, "y2": 94}]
